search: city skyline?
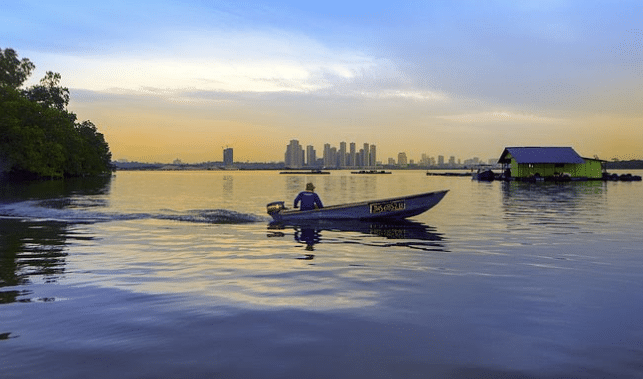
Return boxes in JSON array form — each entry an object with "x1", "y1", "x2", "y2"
[
  {"x1": 285, "y1": 140, "x2": 378, "y2": 168},
  {"x1": 3, "y1": 1, "x2": 642, "y2": 163},
  {"x1": 130, "y1": 139, "x2": 500, "y2": 168}
]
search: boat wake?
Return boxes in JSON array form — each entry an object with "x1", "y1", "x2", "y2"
[
  {"x1": 0, "y1": 200, "x2": 269, "y2": 224},
  {"x1": 158, "y1": 209, "x2": 269, "y2": 224}
]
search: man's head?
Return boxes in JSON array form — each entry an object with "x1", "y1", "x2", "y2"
[{"x1": 306, "y1": 183, "x2": 315, "y2": 191}]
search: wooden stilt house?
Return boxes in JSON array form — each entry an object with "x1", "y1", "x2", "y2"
[{"x1": 498, "y1": 147, "x2": 605, "y2": 180}]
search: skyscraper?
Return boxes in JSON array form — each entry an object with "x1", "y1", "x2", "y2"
[
  {"x1": 363, "y1": 143, "x2": 370, "y2": 168},
  {"x1": 339, "y1": 141, "x2": 347, "y2": 168},
  {"x1": 398, "y1": 152, "x2": 408, "y2": 166},
  {"x1": 420, "y1": 153, "x2": 429, "y2": 167},
  {"x1": 223, "y1": 147, "x2": 233, "y2": 166},
  {"x1": 306, "y1": 145, "x2": 316, "y2": 167},
  {"x1": 323, "y1": 143, "x2": 331, "y2": 167},
  {"x1": 285, "y1": 140, "x2": 304, "y2": 168},
  {"x1": 329, "y1": 146, "x2": 337, "y2": 167},
  {"x1": 323, "y1": 144, "x2": 338, "y2": 167},
  {"x1": 369, "y1": 144, "x2": 377, "y2": 167},
  {"x1": 349, "y1": 142, "x2": 356, "y2": 167}
]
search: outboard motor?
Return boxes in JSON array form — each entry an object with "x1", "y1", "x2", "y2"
[{"x1": 266, "y1": 201, "x2": 286, "y2": 215}]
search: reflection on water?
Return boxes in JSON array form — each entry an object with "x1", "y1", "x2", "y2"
[
  {"x1": 0, "y1": 175, "x2": 112, "y2": 202},
  {"x1": 294, "y1": 227, "x2": 321, "y2": 252},
  {"x1": 1, "y1": 177, "x2": 111, "y2": 305},
  {"x1": 501, "y1": 180, "x2": 608, "y2": 234},
  {"x1": 222, "y1": 175, "x2": 234, "y2": 199},
  {"x1": 0, "y1": 219, "x2": 71, "y2": 304},
  {"x1": 268, "y1": 219, "x2": 446, "y2": 254},
  {"x1": 2, "y1": 171, "x2": 643, "y2": 378}
]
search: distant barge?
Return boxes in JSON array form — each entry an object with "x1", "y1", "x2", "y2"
[
  {"x1": 279, "y1": 170, "x2": 330, "y2": 175},
  {"x1": 426, "y1": 172, "x2": 470, "y2": 177},
  {"x1": 351, "y1": 170, "x2": 392, "y2": 174}
]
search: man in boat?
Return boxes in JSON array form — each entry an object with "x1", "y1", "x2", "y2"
[{"x1": 294, "y1": 183, "x2": 324, "y2": 211}]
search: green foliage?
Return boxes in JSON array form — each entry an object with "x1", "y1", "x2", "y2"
[
  {"x1": 25, "y1": 71, "x2": 70, "y2": 111},
  {"x1": 0, "y1": 48, "x2": 113, "y2": 179},
  {"x1": 0, "y1": 48, "x2": 35, "y2": 89}
]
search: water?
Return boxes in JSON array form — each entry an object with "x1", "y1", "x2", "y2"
[{"x1": 2, "y1": 170, "x2": 643, "y2": 378}]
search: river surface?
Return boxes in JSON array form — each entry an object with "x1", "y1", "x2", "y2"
[{"x1": 2, "y1": 170, "x2": 643, "y2": 378}]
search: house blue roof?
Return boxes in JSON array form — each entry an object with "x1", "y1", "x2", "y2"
[{"x1": 498, "y1": 147, "x2": 585, "y2": 164}]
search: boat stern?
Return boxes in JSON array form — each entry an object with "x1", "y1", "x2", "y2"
[{"x1": 266, "y1": 201, "x2": 286, "y2": 220}]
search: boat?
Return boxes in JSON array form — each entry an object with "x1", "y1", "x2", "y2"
[
  {"x1": 472, "y1": 169, "x2": 496, "y2": 181},
  {"x1": 426, "y1": 171, "x2": 470, "y2": 177},
  {"x1": 351, "y1": 170, "x2": 392, "y2": 174},
  {"x1": 279, "y1": 169, "x2": 330, "y2": 175},
  {"x1": 266, "y1": 190, "x2": 448, "y2": 221}
]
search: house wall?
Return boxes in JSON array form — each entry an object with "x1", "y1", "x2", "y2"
[
  {"x1": 512, "y1": 163, "x2": 558, "y2": 178},
  {"x1": 568, "y1": 159, "x2": 603, "y2": 179},
  {"x1": 509, "y1": 159, "x2": 602, "y2": 178}
]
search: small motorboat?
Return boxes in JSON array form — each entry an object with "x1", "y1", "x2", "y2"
[
  {"x1": 472, "y1": 169, "x2": 495, "y2": 181},
  {"x1": 266, "y1": 190, "x2": 448, "y2": 222}
]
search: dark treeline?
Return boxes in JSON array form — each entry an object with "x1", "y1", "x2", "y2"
[
  {"x1": 605, "y1": 160, "x2": 643, "y2": 170},
  {"x1": 1, "y1": 48, "x2": 112, "y2": 180}
]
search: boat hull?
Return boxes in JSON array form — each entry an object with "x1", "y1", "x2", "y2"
[{"x1": 268, "y1": 190, "x2": 448, "y2": 222}]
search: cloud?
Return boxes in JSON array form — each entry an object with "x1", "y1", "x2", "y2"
[
  {"x1": 31, "y1": 25, "x2": 459, "y2": 108},
  {"x1": 436, "y1": 111, "x2": 565, "y2": 124},
  {"x1": 353, "y1": 89, "x2": 450, "y2": 102},
  {"x1": 24, "y1": 27, "x2": 386, "y2": 95}
]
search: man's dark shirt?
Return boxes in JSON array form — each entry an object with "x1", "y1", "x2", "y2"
[{"x1": 294, "y1": 191, "x2": 323, "y2": 211}]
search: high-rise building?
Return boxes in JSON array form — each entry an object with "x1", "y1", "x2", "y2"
[
  {"x1": 349, "y1": 142, "x2": 356, "y2": 167},
  {"x1": 339, "y1": 142, "x2": 347, "y2": 168},
  {"x1": 323, "y1": 143, "x2": 332, "y2": 167},
  {"x1": 438, "y1": 155, "x2": 445, "y2": 167},
  {"x1": 223, "y1": 148, "x2": 233, "y2": 166},
  {"x1": 330, "y1": 147, "x2": 337, "y2": 167},
  {"x1": 397, "y1": 152, "x2": 408, "y2": 166},
  {"x1": 306, "y1": 145, "x2": 316, "y2": 167},
  {"x1": 420, "y1": 153, "x2": 429, "y2": 167},
  {"x1": 363, "y1": 143, "x2": 370, "y2": 168},
  {"x1": 369, "y1": 144, "x2": 377, "y2": 167},
  {"x1": 285, "y1": 140, "x2": 304, "y2": 168}
]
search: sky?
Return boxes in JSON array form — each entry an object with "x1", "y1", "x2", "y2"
[{"x1": 2, "y1": 0, "x2": 642, "y2": 163}]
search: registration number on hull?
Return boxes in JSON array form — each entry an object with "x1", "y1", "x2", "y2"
[{"x1": 369, "y1": 200, "x2": 406, "y2": 214}]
